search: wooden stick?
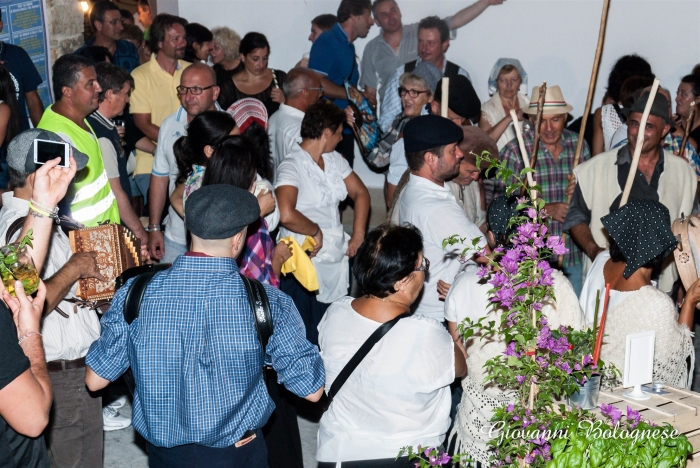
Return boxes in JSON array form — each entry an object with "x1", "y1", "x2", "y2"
[
  {"x1": 441, "y1": 78, "x2": 449, "y2": 118},
  {"x1": 593, "y1": 283, "x2": 611, "y2": 364},
  {"x1": 530, "y1": 82, "x2": 548, "y2": 171},
  {"x1": 680, "y1": 103, "x2": 696, "y2": 159},
  {"x1": 510, "y1": 109, "x2": 536, "y2": 200},
  {"x1": 557, "y1": 0, "x2": 611, "y2": 267},
  {"x1": 619, "y1": 79, "x2": 660, "y2": 207},
  {"x1": 572, "y1": 0, "x2": 611, "y2": 169}
]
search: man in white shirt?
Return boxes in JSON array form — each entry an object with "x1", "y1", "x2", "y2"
[
  {"x1": 398, "y1": 114, "x2": 486, "y2": 322},
  {"x1": 1, "y1": 129, "x2": 109, "y2": 466},
  {"x1": 268, "y1": 67, "x2": 323, "y2": 178},
  {"x1": 148, "y1": 63, "x2": 220, "y2": 262}
]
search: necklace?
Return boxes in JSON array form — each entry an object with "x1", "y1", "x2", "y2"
[{"x1": 366, "y1": 294, "x2": 410, "y2": 310}]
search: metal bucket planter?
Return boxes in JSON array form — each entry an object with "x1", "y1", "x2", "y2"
[{"x1": 567, "y1": 375, "x2": 601, "y2": 410}]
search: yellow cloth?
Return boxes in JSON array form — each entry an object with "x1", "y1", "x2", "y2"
[
  {"x1": 130, "y1": 54, "x2": 190, "y2": 175},
  {"x1": 280, "y1": 236, "x2": 319, "y2": 292}
]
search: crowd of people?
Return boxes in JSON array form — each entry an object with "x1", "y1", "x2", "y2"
[{"x1": 1, "y1": 0, "x2": 700, "y2": 467}]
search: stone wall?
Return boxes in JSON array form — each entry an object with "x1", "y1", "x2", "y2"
[{"x1": 44, "y1": 0, "x2": 85, "y2": 63}]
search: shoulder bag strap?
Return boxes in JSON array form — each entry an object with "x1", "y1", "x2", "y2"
[
  {"x1": 5, "y1": 216, "x2": 26, "y2": 245},
  {"x1": 240, "y1": 275, "x2": 274, "y2": 355},
  {"x1": 327, "y1": 312, "x2": 410, "y2": 403}
]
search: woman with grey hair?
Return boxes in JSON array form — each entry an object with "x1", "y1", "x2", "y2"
[{"x1": 210, "y1": 26, "x2": 241, "y2": 72}]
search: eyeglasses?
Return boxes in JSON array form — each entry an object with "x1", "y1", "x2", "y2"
[
  {"x1": 304, "y1": 86, "x2": 324, "y2": 94},
  {"x1": 176, "y1": 85, "x2": 215, "y2": 95},
  {"x1": 414, "y1": 257, "x2": 430, "y2": 273},
  {"x1": 399, "y1": 87, "x2": 429, "y2": 98}
]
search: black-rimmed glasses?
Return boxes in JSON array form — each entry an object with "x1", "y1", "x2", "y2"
[
  {"x1": 399, "y1": 87, "x2": 429, "y2": 98},
  {"x1": 176, "y1": 85, "x2": 215, "y2": 95}
]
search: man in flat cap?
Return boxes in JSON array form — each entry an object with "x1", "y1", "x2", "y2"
[
  {"x1": 85, "y1": 185, "x2": 325, "y2": 468},
  {"x1": 496, "y1": 85, "x2": 589, "y2": 294},
  {"x1": 565, "y1": 90, "x2": 697, "y2": 295},
  {"x1": 398, "y1": 114, "x2": 486, "y2": 323},
  {"x1": 431, "y1": 75, "x2": 482, "y2": 127},
  {"x1": 0, "y1": 128, "x2": 108, "y2": 466}
]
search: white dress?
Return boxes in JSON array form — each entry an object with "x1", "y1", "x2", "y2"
[
  {"x1": 601, "y1": 103, "x2": 624, "y2": 151},
  {"x1": 275, "y1": 144, "x2": 352, "y2": 303},
  {"x1": 317, "y1": 297, "x2": 455, "y2": 463}
]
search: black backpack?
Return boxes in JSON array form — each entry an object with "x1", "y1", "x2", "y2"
[{"x1": 115, "y1": 265, "x2": 273, "y2": 395}]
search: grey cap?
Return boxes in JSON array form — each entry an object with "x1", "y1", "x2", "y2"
[
  {"x1": 411, "y1": 61, "x2": 442, "y2": 93},
  {"x1": 185, "y1": 184, "x2": 260, "y2": 239},
  {"x1": 7, "y1": 129, "x2": 89, "y2": 173}
]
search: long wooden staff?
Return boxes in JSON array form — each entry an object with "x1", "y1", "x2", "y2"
[
  {"x1": 529, "y1": 82, "x2": 548, "y2": 171},
  {"x1": 680, "y1": 103, "x2": 696, "y2": 159},
  {"x1": 619, "y1": 79, "x2": 660, "y2": 207},
  {"x1": 556, "y1": 0, "x2": 611, "y2": 267},
  {"x1": 441, "y1": 78, "x2": 450, "y2": 118},
  {"x1": 510, "y1": 109, "x2": 536, "y2": 200}
]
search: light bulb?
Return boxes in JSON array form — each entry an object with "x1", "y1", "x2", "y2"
[{"x1": 80, "y1": 1, "x2": 89, "y2": 12}]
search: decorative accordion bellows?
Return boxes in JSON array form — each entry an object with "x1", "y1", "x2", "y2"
[{"x1": 69, "y1": 224, "x2": 142, "y2": 301}]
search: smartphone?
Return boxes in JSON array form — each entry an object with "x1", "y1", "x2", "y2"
[{"x1": 34, "y1": 139, "x2": 70, "y2": 167}]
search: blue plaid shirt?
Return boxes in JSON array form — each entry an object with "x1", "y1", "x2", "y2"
[{"x1": 86, "y1": 255, "x2": 325, "y2": 448}]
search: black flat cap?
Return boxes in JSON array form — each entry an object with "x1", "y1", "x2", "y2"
[
  {"x1": 404, "y1": 114, "x2": 464, "y2": 153},
  {"x1": 185, "y1": 185, "x2": 260, "y2": 239},
  {"x1": 8, "y1": 129, "x2": 89, "y2": 173},
  {"x1": 621, "y1": 90, "x2": 674, "y2": 126},
  {"x1": 434, "y1": 76, "x2": 481, "y2": 121}
]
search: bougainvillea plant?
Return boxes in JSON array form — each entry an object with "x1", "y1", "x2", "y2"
[{"x1": 400, "y1": 154, "x2": 691, "y2": 467}]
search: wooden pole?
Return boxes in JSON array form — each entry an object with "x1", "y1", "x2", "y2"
[
  {"x1": 680, "y1": 103, "x2": 696, "y2": 159},
  {"x1": 572, "y1": 0, "x2": 611, "y2": 169},
  {"x1": 510, "y1": 109, "x2": 536, "y2": 200},
  {"x1": 557, "y1": 0, "x2": 611, "y2": 267},
  {"x1": 530, "y1": 82, "x2": 548, "y2": 171},
  {"x1": 619, "y1": 79, "x2": 660, "y2": 207},
  {"x1": 441, "y1": 78, "x2": 449, "y2": 118}
]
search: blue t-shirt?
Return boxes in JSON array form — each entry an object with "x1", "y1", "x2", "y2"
[
  {"x1": 1, "y1": 42, "x2": 42, "y2": 131},
  {"x1": 308, "y1": 23, "x2": 358, "y2": 110},
  {"x1": 77, "y1": 38, "x2": 140, "y2": 73}
]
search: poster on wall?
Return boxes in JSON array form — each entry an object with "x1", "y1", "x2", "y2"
[{"x1": 0, "y1": 0, "x2": 51, "y2": 109}]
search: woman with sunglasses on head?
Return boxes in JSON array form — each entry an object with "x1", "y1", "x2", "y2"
[{"x1": 317, "y1": 223, "x2": 466, "y2": 467}]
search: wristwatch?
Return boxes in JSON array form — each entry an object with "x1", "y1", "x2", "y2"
[{"x1": 145, "y1": 224, "x2": 162, "y2": 232}]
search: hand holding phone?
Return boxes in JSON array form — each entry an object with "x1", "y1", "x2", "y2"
[{"x1": 34, "y1": 139, "x2": 69, "y2": 168}]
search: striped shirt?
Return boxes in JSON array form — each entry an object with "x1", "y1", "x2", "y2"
[
  {"x1": 86, "y1": 255, "x2": 324, "y2": 448},
  {"x1": 495, "y1": 129, "x2": 590, "y2": 267}
]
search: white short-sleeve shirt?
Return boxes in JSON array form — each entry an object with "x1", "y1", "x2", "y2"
[
  {"x1": 399, "y1": 174, "x2": 486, "y2": 321},
  {"x1": 317, "y1": 297, "x2": 455, "y2": 462},
  {"x1": 268, "y1": 103, "x2": 304, "y2": 180}
]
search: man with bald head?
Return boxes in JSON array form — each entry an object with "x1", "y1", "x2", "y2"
[
  {"x1": 268, "y1": 67, "x2": 323, "y2": 178},
  {"x1": 148, "y1": 62, "x2": 222, "y2": 262}
]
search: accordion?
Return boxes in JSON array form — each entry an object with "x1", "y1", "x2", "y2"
[{"x1": 69, "y1": 224, "x2": 142, "y2": 301}]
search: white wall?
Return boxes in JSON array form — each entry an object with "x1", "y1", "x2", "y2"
[{"x1": 175, "y1": 0, "x2": 700, "y2": 188}]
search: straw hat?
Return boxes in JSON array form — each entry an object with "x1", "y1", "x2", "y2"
[{"x1": 524, "y1": 85, "x2": 573, "y2": 115}]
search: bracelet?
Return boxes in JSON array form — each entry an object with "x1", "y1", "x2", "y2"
[
  {"x1": 146, "y1": 224, "x2": 162, "y2": 232},
  {"x1": 18, "y1": 332, "x2": 41, "y2": 344},
  {"x1": 29, "y1": 200, "x2": 60, "y2": 223},
  {"x1": 311, "y1": 225, "x2": 321, "y2": 237},
  {"x1": 30, "y1": 199, "x2": 57, "y2": 213}
]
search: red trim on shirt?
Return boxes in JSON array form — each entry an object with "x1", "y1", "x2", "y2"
[{"x1": 185, "y1": 251, "x2": 213, "y2": 257}]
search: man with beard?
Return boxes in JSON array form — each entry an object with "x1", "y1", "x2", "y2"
[
  {"x1": 38, "y1": 54, "x2": 120, "y2": 226},
  {"x1": 398, "y1": 114, "x2": 486, "y2": 321},
  {"x1": 129, "y1": 14, "x2": 190, "y2": 207}
]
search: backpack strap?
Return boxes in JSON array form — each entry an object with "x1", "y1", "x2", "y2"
[
  {"x1": 327, "y1": 312, "x2": 410, "y2": 403},
  {"x1": 404, "y1": 60, "x2": 417, "y2": 73},
  {"x1": 240, "y1": 275, "x2": 274, "y2": 353},
  {"x1": 444, "y1": 60, "x2": 461, "y2": 78}
]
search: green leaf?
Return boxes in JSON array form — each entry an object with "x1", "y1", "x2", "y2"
[
  {"x1": 589, "y1": 448, "x2": 604, "y2": 468},
  {"x1": 655, "y1": 458, "x2": 674, "y2": 468}
]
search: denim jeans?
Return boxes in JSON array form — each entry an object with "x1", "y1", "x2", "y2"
[
  {"x1": 130, "y1": 174, "x2": 151, "y2": 204},
  {"x1": 561, "y1": 262, "x2": 583, "y2": 297}
]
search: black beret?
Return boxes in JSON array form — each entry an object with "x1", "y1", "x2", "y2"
[
  {"x1": 404, "y1": 114, "x2": 464, "y2": 153},
  {"x1": 185, "y1": 185, "x2": 260, "y2": 239},
  {"x1": 434, "y1": 76, "x2": 481, "y2": 121}
]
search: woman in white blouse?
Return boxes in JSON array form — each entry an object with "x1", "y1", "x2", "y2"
[
  {"x1": 479, "y1": 62, "x2": 530, "y2": 150},
  {"x1": 275, "y1": 100, "x2": 370, "y2": 344},
  {"x1": 317, "y1": 224, "x2": 466, "y2": 467}
]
